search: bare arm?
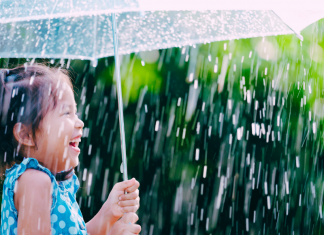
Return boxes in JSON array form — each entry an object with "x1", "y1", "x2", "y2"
[
  {"x1": 86, "y1": 208, "x2": 114, "y2": 235},
  {"x1": 15, "y1": 169, "x2": 52, "y2": 235}
]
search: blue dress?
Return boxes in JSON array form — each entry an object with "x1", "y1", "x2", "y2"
[{"x1": 0, "y1": 158, "x2": 88, "y2": 235}]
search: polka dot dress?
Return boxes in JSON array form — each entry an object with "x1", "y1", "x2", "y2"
[{"x1": 0, "y1": 158, "x2": 87, "y2": 234}]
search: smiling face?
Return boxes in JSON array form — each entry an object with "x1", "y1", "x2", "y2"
[{"x1": 30, "y1": 81, "x2": 84, "y2": 173}]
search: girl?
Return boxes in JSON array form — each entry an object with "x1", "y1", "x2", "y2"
[{"x1": 0, "y1": 64, "x2": 141, "y2": 234}]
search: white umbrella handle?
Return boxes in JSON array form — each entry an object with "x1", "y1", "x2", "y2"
[{"x1": 111, "y1": 13, "x2": 128, "y2": 182}]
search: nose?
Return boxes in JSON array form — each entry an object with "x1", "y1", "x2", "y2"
[{"x1": 75, "y1": 117, "x2": 84, "y2": 129}]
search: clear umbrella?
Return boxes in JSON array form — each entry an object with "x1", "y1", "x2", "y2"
[{"x1": 0, "y1": 0, "x2": 323, "y2": 180}]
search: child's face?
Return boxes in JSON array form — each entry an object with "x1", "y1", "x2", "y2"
[{"x1": 32, "y1": 81, "x2": 84, "y2": 173}]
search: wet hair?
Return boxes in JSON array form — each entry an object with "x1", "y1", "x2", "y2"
[{"x1": 0, "y1": 64, "x2": 73, "y2": 170}]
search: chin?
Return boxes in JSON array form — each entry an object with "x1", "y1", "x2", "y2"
[
  {"x1": 70, "y1": 157, "x2": 79, "y2": 169},
  {"x1": 64, "y1": 156, "x2": 79, "y2": 171}
]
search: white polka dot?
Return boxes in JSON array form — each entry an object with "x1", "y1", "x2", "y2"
[
  {"x1": 51, "y1": 214, "x2": 58, "y2": 223},
  {"x1": 59, "y1": 220, "x2": 66, "y2": 229},
  {"x1": 3, "y1": 222, "x2": 7, "y2": 230},
  {"x1": 72, "y1": 202, "x2": 79, "y2": 211},
  {"x1": 6, "y1": 210, "x2": 9, "y2": 218},
  {"x1": 51, "y1": 228, "x2": 56, "y2": 235},
  {"x1": 69, "y1": 226, "x2": 78, "y2": 234},
  {"x1": 3, "y1": 200, "x2": 6, "y2": 208},
  {"x1": 58, "y1": 205, "x2": 66, "y2": 213},
  {"x1": 70, "y1": 214, "x2": 75, "y2": 222},
  {"x1": 8, "y1": 216, "x2": 14, "y2": 225},
  {"x1": 13, "y1": 228, "x2": 17, "y2": 235}
]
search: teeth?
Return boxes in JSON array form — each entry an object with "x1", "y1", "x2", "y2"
[{"x1": 69, "y1": 138, "x2": 81, "y2": 144}]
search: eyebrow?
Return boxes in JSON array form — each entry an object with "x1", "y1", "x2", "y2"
[{"x1": 62, "y1": 103, "x2": 77, "y2": 109}]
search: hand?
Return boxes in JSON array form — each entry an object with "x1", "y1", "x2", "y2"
[
  {"x1": 107, "y1": 212, "x2": 141, "y2": 235},
  {"x1": 103, "y1": 178, "x2": 140, "y2": 224}
]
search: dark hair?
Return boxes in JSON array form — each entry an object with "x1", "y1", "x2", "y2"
[{"x1": 0, "y1": 63, "x2": 72, "y2": 169}]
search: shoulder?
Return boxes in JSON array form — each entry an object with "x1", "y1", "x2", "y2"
[
  {"x1": 17, "y1": 168, "x2": 52, "y2": 188},
  {"x1": 15, "y1": 169, "x2": 52, "y2": 210}
]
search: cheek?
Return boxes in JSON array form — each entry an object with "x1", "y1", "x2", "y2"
[
  {"x1": 61, "y1": 121, "x2": 75, "y2": 144},
  {"x1": 50, "y1": 120, "x2": 70, "y2": 137}
]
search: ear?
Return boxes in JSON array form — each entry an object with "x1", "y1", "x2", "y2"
[{"x1": 13, "y1": 123, "x2": 35, "y2": 147}]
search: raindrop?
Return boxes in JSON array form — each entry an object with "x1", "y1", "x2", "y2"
[
  {"x1": 120, "y1": 163, "x2": 123, "y2": 174},
  {"x1": 155, "y1": 121, "x2": 159, "y2": 131},
  {"x1": 182, "y1": 128, "x2": 186, "y2": 139},
  {"x1": 82, "y1": 168, "x2": 87, "y2": 181},
  {"x1": 214, "y1": 64, "x2": 218, "y2": 73},
  {"x1": 195, "y1": 149, "x2": 199, "y2": 161},
  {"x1": 267, "y1": 196, "x2": 271, "y2": 209},
  {"x1": 203, "y1": 166, "x2": 207, "y2": 178},
  {"x1": 29, "y1": 75, "x2": 35, "y2": 85},
  {"x1": 188, "y1": 73, "x2": 194, "y2": 82},
  {"x1": 88, "y1": 145, "x2": 92, "y2": 155},
  {"x1": 67, "y1": 59, "x2": 71, "y2": 69},
  {"x1": 312, "y1": 122, "x2": 317, "y2": 134},
  {"x1": 246, "y1": 218, "x2": 249, "y2": 231},
  {"x1": 20, "y1": 107, "x2": 24, "y2": 116},
  {"x1": 177, "y1": 98, "x2": 181, "y2": 106},
  {"x1": 194, "y1": 79, "x2": 198, "y2": 89}
]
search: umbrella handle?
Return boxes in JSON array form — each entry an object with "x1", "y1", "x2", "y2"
[{"x1": 111, "y1": 13, "x2": 128, "y2": 182}]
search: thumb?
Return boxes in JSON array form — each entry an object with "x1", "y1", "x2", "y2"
[
  {"x1": 120, "y1": 212, "x2": 139, "y2": 224},
  {"x1": 114, "y1": 178, "x2": 135, "y2": 191}
]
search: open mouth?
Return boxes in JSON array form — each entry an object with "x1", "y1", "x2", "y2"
[
  {"x1": 69, "y1": 137, "x2": 81, "y2": 152},
  {"x1": 69, "y1": 142, "x2": 77, "y2": 147}
]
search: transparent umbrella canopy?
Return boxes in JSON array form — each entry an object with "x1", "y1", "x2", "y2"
[
  {"x1": 3, "y1": 1, "x2": 324, "y2": 61},
  {"x1": 0, "y1": 10, "x2": 295, "y2": 60},
  {"x1": 0, "y1": 0, "x2": 323, "y2": 180}
]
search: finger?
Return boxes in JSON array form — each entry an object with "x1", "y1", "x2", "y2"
[
  {"x1": 121, "y1": 212, "x2": 139, "y2": 224},
  {"x1": 118, "y1": 197, "x2": 140, "y2": 207},
  {"x1": 129, "y1": 224, "x2": 141, "y2": 234},
  {"x1": 119, "y1": 190, "x2": 139, "y2": 201},
  {"x1": 114, "y1": 178, "x2": 136, "y2": 191},
  {"x1": 121, "y1": 205, "x2": 140, "y2": 213},
  {"x1": 125, "y1": 180, "x2": 140, "y2": 193}
]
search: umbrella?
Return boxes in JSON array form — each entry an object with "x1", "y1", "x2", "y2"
[{"x1": 1, "y1": 0, "x2": 324, "y2": 181}]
